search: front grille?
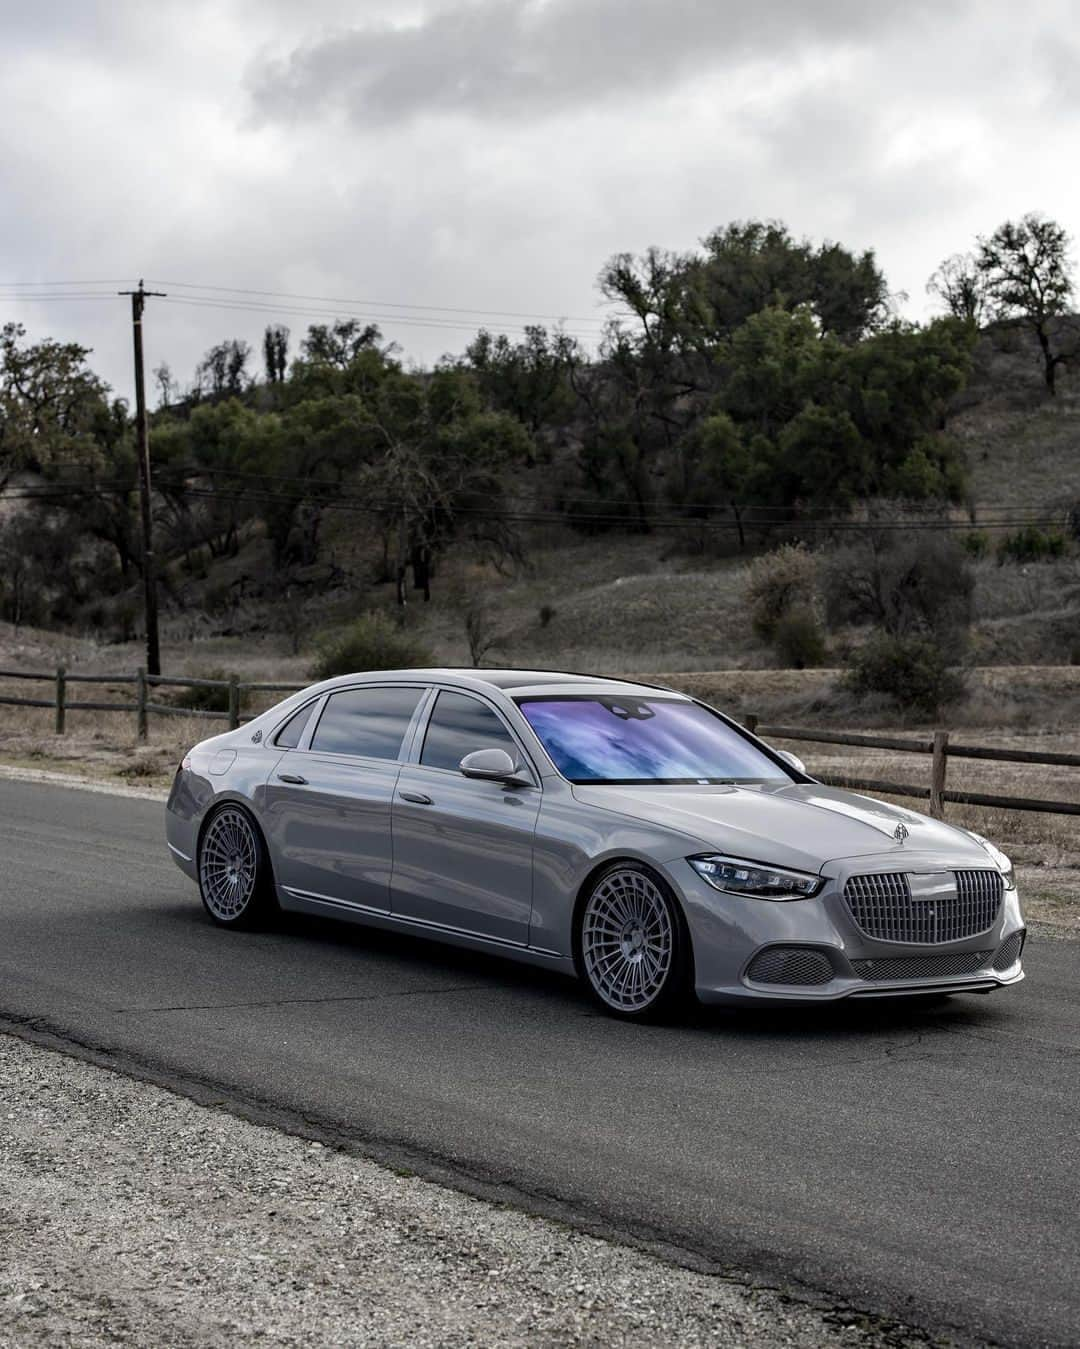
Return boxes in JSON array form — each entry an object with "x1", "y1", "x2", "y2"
[
  {"x1": 851, "y1": 951, "x2": 992, "y2": 982},
  {"x1": 993, "y1": 929, "x2": 1026, "y2": 972},
  {"x1": 746, "y1": 947, "x2": 835, "y2": 986},
  {"x1": 844, "y1": 870, "x2": 1003, "y2": 944}
]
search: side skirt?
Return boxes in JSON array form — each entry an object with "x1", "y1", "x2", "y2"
[{"x1": 278, "y1": 886, "x2": 575, "y2": 976}]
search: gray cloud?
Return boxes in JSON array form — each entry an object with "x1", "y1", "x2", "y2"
[
  {"x1": 249, "y1": 0, "x2": 930, "y2": 125},
  {"x1": 2, "y1": 0, "x2": 1078, "y2": 403}
]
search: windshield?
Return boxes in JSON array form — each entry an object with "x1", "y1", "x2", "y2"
[{"x1": 515, "y1": 695, "x2": 792, "y2": 785}]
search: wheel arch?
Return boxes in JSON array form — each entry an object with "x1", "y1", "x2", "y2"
[
  {"x1": 196, "y1": 794, "x2": 277, "y2": 889},
  {"x1": 570, "y1": 854, "x2": 694, "y2": 981}
]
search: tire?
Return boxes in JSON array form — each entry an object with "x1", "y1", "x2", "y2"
[
  {"x1": 197, "y1": 804, "x2": 277, "y2": 930},
  {"x1": 577, "y1": 862, "x2": 691, "y2": 1021}
]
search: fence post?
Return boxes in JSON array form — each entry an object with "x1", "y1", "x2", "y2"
[
  {"x1": 136, "y1": 667, "x2": 148, "y2": 742},
  {"x1": 930, "y1": 729, "x2": 949, "y2": 819},
  {"x1": 228, "y1": 675, "x2": 240, "y2": 730},
  {"x1": 55, "y1": 666, "x2": 66, "y2": 735},
  {"x1": 744, "y1": 714, "x2": 759, "y2": 734}
]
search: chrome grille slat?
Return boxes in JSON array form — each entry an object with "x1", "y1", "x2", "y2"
[{"x1": 844, "y1": 869, "x2": 1003, "y2": 944}]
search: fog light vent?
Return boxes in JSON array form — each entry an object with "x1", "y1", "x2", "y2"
[
  {"x1": 746, "y1": 947, "x2": 834, "y2": 986},
  {"x1": 993, "y1": 929, "x2": 1026, "y2": 972}
]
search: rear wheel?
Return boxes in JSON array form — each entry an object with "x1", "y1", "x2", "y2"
[
  {"x1": 198, "y1": 804, "x2": 276, "y2": 929},
  {"x1": 578, "y1": 863, "x2": 690, "y2": 1020}
]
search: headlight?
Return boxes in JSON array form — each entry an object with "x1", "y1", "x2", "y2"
[
  {"x1": 688, "y1": 854, "x2": 824, "y2": 901},
  {"x1": 967, "y1": 833, "x2": 1016, "y2": 890}
]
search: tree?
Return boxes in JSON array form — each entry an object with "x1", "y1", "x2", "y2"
[
  {"x1": 927, "y1": 253, "x2": 987, "y2": 325},
  {"x1": 464, "y1": 325, "x2": 579, "y2": 440},
  {"x1": 196, "y1": 339, "x2": 252, "y2": 398},
  {"x1": 976, "y1": 213, "x2": 1075, "y2": 393},
  {"x1": 300, "y1": 319, "x2": 383, "y2": 369},
  {"x1": 695, "y1": 221, "x2": 889, "y2": 343},
  {"x1": 263, "y1": 325, "x2": 289, "y2": 385},
  {"x1": 152, "y1": 361, "x2": 177, "y2": 409},
  {"x1": 0, "y1": 322, "x2": 112, "y2": 491}
]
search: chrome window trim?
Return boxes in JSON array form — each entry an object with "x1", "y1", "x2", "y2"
[
  {"x1": 270, "y1": 693, "x2": 326, "y2": 751},
  {"x1": 409, "y1": 684, "x2": 542, "y2": 787},
  {"x1": 299, "y1": 682, "x2": 429, "y2": 763}
]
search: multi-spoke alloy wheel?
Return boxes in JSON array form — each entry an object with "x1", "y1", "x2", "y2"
[
  {"x1": 580, "y1": 865, "x2": 683, "y2": 1016},
  {"x1": 198, "y1": 806, "x2": 268, "y2": 926}
]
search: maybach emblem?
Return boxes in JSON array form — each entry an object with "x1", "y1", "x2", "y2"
[{"x1": 894, "y1": 822, "x2": 909, "y2": 844}]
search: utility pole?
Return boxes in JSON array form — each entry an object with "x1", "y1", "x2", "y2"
[{"x1": 119, "y1": 280, "x2": 166, "y2": 675}]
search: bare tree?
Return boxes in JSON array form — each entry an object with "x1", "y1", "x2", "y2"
[
  {"x1": 196, "y1": 339, "x2": 252, "y2": 397},
  {"x1": 927, "y1": 253, "x2": 987, "y2": 324},
  {"x1": 463, "y1": 596, "x2": 503, "y2": 665},
  {"x1": 153, "y1": 361, "x2": 176, "y2": 409},
  {"x1": 976, "y1": 213, "x2": 1075, "y2": 394}
]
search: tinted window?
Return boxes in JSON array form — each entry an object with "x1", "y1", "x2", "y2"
[
  {"x1": 274, "y1": 699, "x2": 317, "y2": 749},
  {"x1": 310, "y1": 686, "x2": 422, "y2": 759},
  {"x1": 420, "y1": 691, "x2": 519, "y2": 772},
  {"x1": 516, "y1": 696, "x2": 790, "y2": 784}
]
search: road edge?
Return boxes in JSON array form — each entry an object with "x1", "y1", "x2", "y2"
[{"x1": 0, "y1": 1010, "x2": 946, "y2": 1349}]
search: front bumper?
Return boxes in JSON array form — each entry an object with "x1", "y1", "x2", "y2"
[{"x1": 669, "y1": 853, "x2": 1027, "y2": 1007}]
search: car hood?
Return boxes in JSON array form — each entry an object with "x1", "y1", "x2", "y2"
[{"x1": 570, "y1": 780, "x2": 990, "y2": 874}]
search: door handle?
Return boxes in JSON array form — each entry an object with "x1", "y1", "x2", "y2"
[
  {"x1": 277, "y1": 773, "x2": 308, "y2": 785},
  {"x1": 398, "y1": 790, "x2": 432, "y2": 805}
]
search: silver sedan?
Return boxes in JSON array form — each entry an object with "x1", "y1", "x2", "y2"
[{"x1": 165, "y1": 668, "x2": 1026, "y2": 1019}]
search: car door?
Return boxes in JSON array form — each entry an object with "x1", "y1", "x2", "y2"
[
  {"x1": 391, "y1": 688, "x2": 541, "y2": 946},
  {"x1": 263, "y1": 683, "x2": 426, "y2": 914}
]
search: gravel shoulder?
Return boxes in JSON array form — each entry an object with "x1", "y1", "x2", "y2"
[{"x1": 0, "y1": 1033, "x2": 930, "y2": 1348}]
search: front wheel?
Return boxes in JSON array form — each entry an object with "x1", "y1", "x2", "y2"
[
  {"x1": 198, "y1": 804, "x2": 276, "y2": 929},
  {"x1": 578, "y1": 863, "x2": 690, "y2": 1020}
]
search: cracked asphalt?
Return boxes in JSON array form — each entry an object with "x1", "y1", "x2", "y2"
[{"x1": 2, "y1": 778, "x2": 1079, "y2": 1347}]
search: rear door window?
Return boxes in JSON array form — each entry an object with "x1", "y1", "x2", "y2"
[
  {"x1": 310, "y1": 686, "x2": 423, "y2": 760},
  {"x1": 420, "y1": 690, "x2": 519, "y2": 772},
  {"x1": 273, "y1": 699, "x2": 317, "y2": 749}
]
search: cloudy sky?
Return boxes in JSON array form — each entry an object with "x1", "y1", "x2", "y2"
[{"x1": 2, "y1": 0, "x2": 1078, "y2": 400}]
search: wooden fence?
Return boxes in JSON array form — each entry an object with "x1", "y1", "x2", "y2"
[
  {"x1": 0, "y1": 667, "x2": 1078, "y2": 818},
  {"x1": 743, "y1": 716, "x2": 1080, "y2": 819},
  {"x1": 0, "y1": 667, "x2": 302, "y2": 739}
]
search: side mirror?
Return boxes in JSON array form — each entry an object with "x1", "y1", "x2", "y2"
[
  {"x1": 776, "y1": 748, "x2": 807, "y2": 776},
  {"x1": 459, "y1": 747, "x2": 530, "y2": 786}
]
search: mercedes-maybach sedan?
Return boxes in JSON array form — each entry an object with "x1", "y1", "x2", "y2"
[{"x1": 165, "y1": 668, "x2": 1025, "y2": 1018}]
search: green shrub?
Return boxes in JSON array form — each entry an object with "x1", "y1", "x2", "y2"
[
  {"x1": 310, "y1": 612, "x2": 433, "y2": 681},
  {"x1": 997, "y1": 526, "x2": 1067, "y2": 564},
  {"x1": 844, "y1": 634, "x2": 965, "y2": 715},
  {"x1": 773, "y1": 605, "x2": 827, "y2": 669},
  {"x1": 960, "y1": 530, "x2": 990, "y2": 559},
  {"x1": 538, "y1": 603, "x2": 557, "y2": 628},
  {"x1": 171, "y1": 669, "x2": 232, "y2": 713},
  {"x1": 744, "y1": 543, "x2": 818, "y2": 640}
]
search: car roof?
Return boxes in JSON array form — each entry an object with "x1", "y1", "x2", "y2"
[{"x1": 321, "y1": 667, "x2": 683, "y2": 698}]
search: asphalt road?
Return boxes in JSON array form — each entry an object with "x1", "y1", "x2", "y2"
[{"x1": 2, "y1": 779, "x2": 1078, "y2": 1348}]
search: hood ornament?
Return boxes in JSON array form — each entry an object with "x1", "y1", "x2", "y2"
[{"x1": 894, "y1": 822, "x2": 909, "y2": 844}]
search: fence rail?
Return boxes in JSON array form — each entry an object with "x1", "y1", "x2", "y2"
[
  {"x1": 744, "y1": 716, "x2": 1079, "y2": 819},
  {"x1": 0, "y1": 667, "x2": 1076, "y2": 818},
  {"x1": 0, "y1": 667, "x2": 304, "y2": 738}
]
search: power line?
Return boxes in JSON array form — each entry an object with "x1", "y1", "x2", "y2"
[
  {"x1": 157, "y1": 294, "x2": 603, "y2": 341},
  {"x1": 2, "y1": 480, "x2": 1070, "y2": 534},
  {"x1": 0, "y1": 277, "x2": 617, "y2": 332},
  {"x1": 0, "y1": 293, "x2": 128, "y2": 302},
  {"x1": 148, "y1": 278, "x2": 615, "y2": 327},
  {"x1": 0, "y1": 279, "x2": 135, "y2": 288}
]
